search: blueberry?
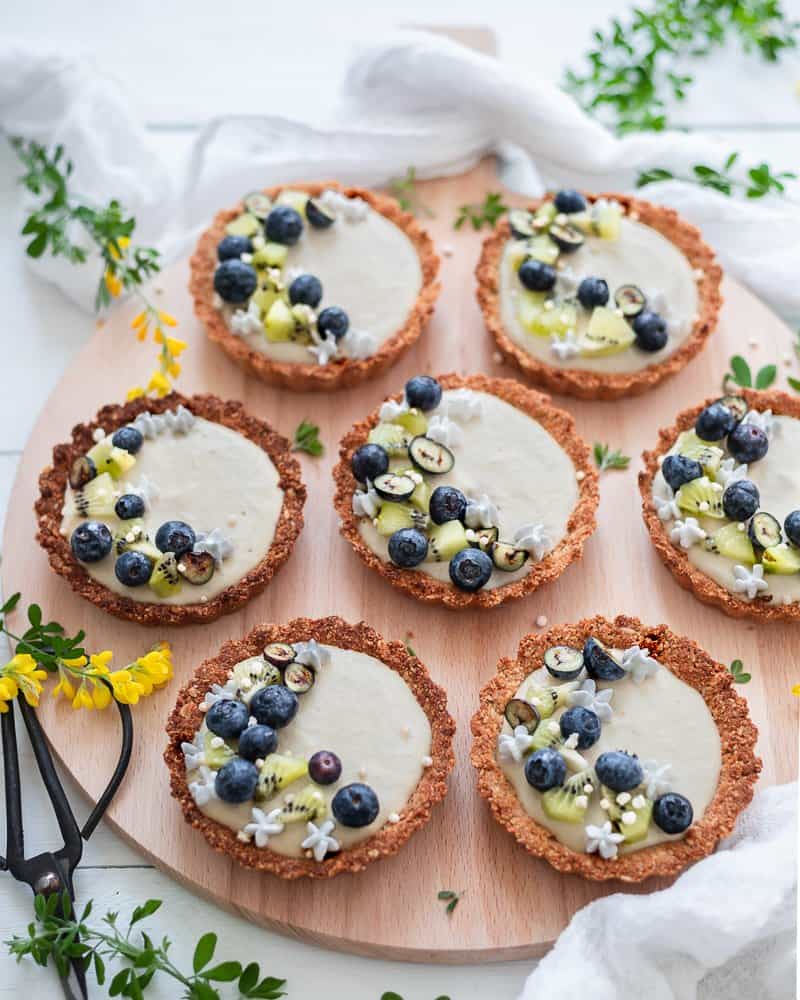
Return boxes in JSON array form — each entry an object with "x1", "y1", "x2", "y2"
[
  {"x1": 722, "y1": 479, "x2": 760, "y2": 521},
  {"x1": 583, "y1": 637, "x2": 625, "y2": 681},
  {"x1": 388, "y1": 528, "x2": 428, "y2": 568},
  {"x1": 554, "y1": 189, "x2": 587, "y2": 214},
  {"x1": 206, "y1": 698, "x2": 250, "y2": 739},
  {"x1": 265, "y1": 205, "x2": 304, "y2": 245},
  {"x1": 524, "y1": 747, "x2": 567, "y2": 792},
  {"x1": 449, "y1": 547, "x2": 493, "y2": 592},
  {"x1": 405, "y1": 375, "x2": 442, "y2": 411},
  {"x1": 695, "y1": 402, "x2": 736, "y2": 441},
  {"x1": 633, "y1": 310, "x2": 668, "y2": 352},
  {"x1": 288, "y1": 274, "x2": 323, "y2": 308},
  {"x1": 559, "y1": 706, "x2": 601, "y2": 749},
  {"x1": 249, "y1": 684, "x2": 298, "y2": 729},
  {"x1": 351, "y1": 443, "x2": 389, "y2": 483},
  {"x1": 71, "y1": 521, "x2": 113, "y2": 563},
  {"x1": 155, "y1": 520, "x2": 195, "y2": 556},
  {"x1": 594, "y1": 750, "x2": 643, "y2": 792},
  {"x1": 115, "y1": 493, "x2": 145, "y2": 520},
  {"x1": 518, "y1": 259, "x2": 557, "y2": 292},
  {"x1": 306, "y1": 198, "x2": 335, "y2": 229},
  {"x1": 429, "y1": 486, "x2": 467, "y2": 525},
  {"x1": 728, "y1": 422, "x2": 769, "y2": 464},
  {"x1": 215, "y1": 758, "x2": 258, "y2": 804},
  {"x1": 331, "y1": 782, "x2": 379, "y2": 828},
  {"x1": 661, "y1": 454, "x2": 703, "y2": 491},
  {"x1": 317, "y1": 306, "x2": 349, "y2": 341},
  {"x1": 111, "y1": 426, "x2": 144, "y2": 454},
  {"x1": 652, "y1": 792, "x2": 693, "y2": 834},
  {"x1": 785, "y1": 510, "x2": 800, "y2": 547},
  {"x1": 237, "y1": 724, "x2": 278, "y2": 762},
  {"x1": 114, "y1": 550, "x2": 153, "y2": 587},
  {"x1": 577, "y1": 277, "x2": 609, "y2": 309},
  {"x1": 309, "y1": 750, "x2": 343, "y2": 786},
  {"x1": 213, "y1": 258, "x2": 258, "y2": 303},
  {"x1": 217, "y1": 235, "x2": 252, "y2": 261}
]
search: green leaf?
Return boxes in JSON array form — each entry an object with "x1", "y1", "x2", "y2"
[
  {"x1": 755, "y1": 364, "x2": 777, "y2": 389},
  {"x1": 204, "y1": 960, "x2": 242, "y2": 981},
  {"x1": 593, "y1": 442, "x2": 630, "y2": 472},
  {"x1": 729, "y1": 355, "x2": 752, "y2": 387},
  {"x1": 109, "y1": 968, "x2": 131, "y2": 997},
  {"x1": 130, "y1": 899, "x2": 161, "y2": 925},
  {"x1": 437, "y1": 890, "x2": 455, "y2": 900},
  {"x1": 26, "y1": 231, "x2": 48, "y2": 258},
  {"x1": 1, "y1": 592, "x2": 21, "y2": 614},
  {"x1": 193, "y1": 932, "x2": 217, "y2": 972},
  {"x1": 292, "y1": 419, "x2": 324, "y2": 457},
  {"x1": 787, "y1": 376, "x2": 800, "y2": 392},
  {"x1": 381, "y1": 993, "x2": 404, "y2": 1000},
  {"x1": 239, "y1": 962, "x2": 260, "y2": 993},
  {"x1": 93, "y1": 951, "x2": 106, "y2": 985},
  {"x1": 188, "y1": 983, "x2": 220, "y2": 1000}
]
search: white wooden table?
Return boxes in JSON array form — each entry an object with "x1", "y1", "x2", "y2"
[{"x1": 1, "y1": 3, "x2": 799, "y2": 996}]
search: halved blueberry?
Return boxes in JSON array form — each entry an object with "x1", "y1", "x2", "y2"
[
  {"x1": 306, "y1": 199, "x2": 336, "y2": 229},
  {"x1": 544, "y1": 645, "x2": 584, "y2": 681},
  {"x1": 583, "y1": 637, "x2": 625, "y2": 681}
]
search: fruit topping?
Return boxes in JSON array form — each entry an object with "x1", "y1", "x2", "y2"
[
  {"x1": 518, "y1": 290, "x2": 548, "y2": 332},
  {"x1": 332, "y1": 782, "x2": 380, "y2": 828},
  {"x1": 225, "y1": 212, "x2": 261, "y2": 238},
  {"x1": 114, "y1": 550, "x2": 154, "y2": 587},
  {"x1": 408, "y1": 436, "x2": 455, "y2": 475},
  {"x1": 391, "y1": 408, "x2": 428, "y2": 437},
  {"x1": 115, "y1": 493, "x2": 145, "y2": 520},
  {"x1": 217, "y1": 234, "x2": 252, "y2": 261},
  {"x1": 214, "y1": 258, "x2": 258, "y2": 303},
  {"x1": 559, "y1": 706, "x2": 601, "y2": 749},
  {"x1": 388, "y1": 528, "x2": 429, "y2": 567},
  {"x1": 317, "y1": 306, "x2": 349, "y2": 340},
  {"x1": 207, "y1": 698, "x2": 250, "y2": 739},
  {"x1": 652, "y1": 792, "x2": 693, "y2": 834},
  {"x1": 632, "y1": 310, "x2": 668, "y2": 352},
  {"x1": 427, "y1": 520, "x2": 469, "y2": 562},
  {"x1": 675, "y1": 476, "x2": 725, "y2": 518},
  {"x1": 504, "y1": 697, "x2": 540, "y2": 732},
  {"x1": 429, "y1": 485, "x2": 467, "y2": 525},
  {"x1": 113, "y1": 524, "x2": 155, "y2": 558},
  {"x1": 154, "y1": 520, "x2": 196, "y2": 557},
  {"x1": 261, "y1": 299, "x2": 294, "y2": 343},
  {"x1": 695, "y1": 402, "x2": 737, "y2": 441},
  {"x1": 580, "y1": 306, "x2": 634, "y2": 355},
  {"x1": 549, "y1": 221, "x2": 584, "y2": 252},
  {"x1": 87, "y1": 439, "x2": 136, "y2": 479},
  {"x1": 215, "y1": 758, "x2": 259, "y2": 804},
  {"x1": 674, "y1": 431, "x2": 724, "y2": 478},
  {"x1": 583, "y1": 637, "x2": 626, "y2": 681},
  {"x1": 264, "y1": 643, "x2": 297, "y2": 668},
  {"x1": 243, "y1": 191, "x2": 272, "y2": 219},
  {"x1": 468, "y1": 526, "x2": 499, "y2": 550},
  {"x1": 373, "y1": 472, "x2": 416, "y2": 503},
  {"x1": 306, "y1": 198, "x2": 336, "y2": 229},
  {"x1": 762, "y1": 543, "x2": 800, "y2": 574},
  {"x1": 594, "y1": 750, "x2": 643, "y2": 792},
  {"x1": 252, "y1": 243, "x2": 289, "y2": 269},
  {"x1": 278, "y1": 785, "x2": 326, "y2": 824},
  {"x1": 728, "y1": 422, "x2": 769, "y2": 464},
  {"x1": 605, "y1": 788, "x2": 653, "y2": 844},
  {"x1": 177, "y1": 550, "x2": 215, "y2": 585},
  {"x1": 367, "y1": 423, "x2": 413, "y2": 456},
  {"x1": 375, "y1": 502, "x2": 428, "y2": 536},
  {"x1": 544, "y1": 645, "x2": 585, "y2": 681},
  {"x1": 518, "y1": 258, "x2": 557, "y2": 292},
  {"x1": 722, "y1": 479, "x2": 760, "y2": 521},
  {"x1": 308, "y1": 750, "x2": 342, "y2": 786},
  {"x1": 71, "y1": 521, "x2": 113, "y2": 563},
  {"x1": 405, "y1": 375, "x2": 443, "y2": 412},
  {"x1": 250, "y1": 684, "x2": 299, "y2": 729},
  {"x1": 256, "y1": 753, "x2": 308, "y2": 799},
  {"x1": 525, "y1": 747, "x2": 567, "y2": 792},
  {"x1": 525, "y1": 234, "x2": 560, "y2": 265},
  {"x1": 148, "y1": 554, "x2": 182, "y2": 597},
  {"x1": 785, "y1": 511, "x2": 800, "y2": 547},
  {"x1": 705, "y1": 523, "x2": 756, "y2": 563},
  {"x1": 554, "y1": 189, "x2": 587, "y2": 214},
  {"x1": 238, "y1": 724, "x2": 278, "y2": 762},
  {"x1": 542, "y1": 769, "x2": 596, "y2": 823},
  {"x1": 449, "y1": 546, "x2": 493, "y2": 591},
  {"x1": 748, "y1": 511, "x2": 782, "y2": 552},
  {"x1": 265, "y1": 205, "x2": 303, "y2": 246},
  {"x1": 351, "y1": 443, "x2": 390, "y2": 483},
  {"x1": 288, "y1": 274, "x2": 323, "y2": 308},
  {"x1": 525, "y1": 681, "x2": 581, "y2": 719},
  {"x1": 490, "y1": 541, "x2": 528, "y2": 572},
  {"x1": 202, "y1": 729, "x2": 236, "y2": 769},
  {"x1": 284, "y1": 662, "x2": 315, "y2": 694},
  {"x1": 716, "y1": 394, "x2": 748, "y2": 424},
  {"x1": 508, "y1": 209, "x2": 537, "y2": 238},
  {"x1": 591, "y1": 199, "x2": 622, "y2": 240},
  {"x1": 661, "y1": 454, "x2": 704, "y2": 491},
  {"x1": 68, "y1": 455, "x2": 97, "y2": 490},
  {"x1": 614, "y1": 284, "x2": 646, "y2": 317},
  {"x1": 577, "y1": 276, "x2": 609, "y2": 309},
  {"x1": 232, "y1": 657, "x2": 282, "y2": 697},
  {"x1": 532, "y1": 202, "x2": 557, "y2": 229}
]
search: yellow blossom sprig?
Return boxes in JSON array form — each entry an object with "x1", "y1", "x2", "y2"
[{"x1": 126, "y1": 304, "x2": 187, "y2": 401}]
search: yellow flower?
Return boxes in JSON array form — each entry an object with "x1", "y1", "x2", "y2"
[
  {"x1": 158, "y1": 311, "x2": 178, "y2": 328},
  {"x1": 104, "y1": 270, "x2": 123, "y2": 298},
  {"x1": 0, "y1": 676, "x2": 19, "y2": 709},
  {"x1": 91, "y1": 681, "x2": 113, "y2": 709},
  {"x1": 167, "y1": 360, "x2": 181, "y2": 378},
  {"x1": 136, "y1": 324, "x2": 148, "y2": 343},
  {"x1": 166, "y1": 336, "x2": 187, "y2": 356},
  {"x1": 131, "y1": 310, "x2": 148, "y2": 330},
  {"x1": 52, "y1": 670, "x2": 76, "y2": 701},
  {"x1": 2, "y1": 654, "x2": 46, "y2": 707},
  {"x1": 792, "y1": 683, "x2": 800, "y2": 697},
  {"x1": 108, "y1": 669, "x2": 142, "y2": 705},
  {"x1": 108, "y1": 237, "x2": 131, "y2": 260},
  {"x1": 71, "y1": 684, "x2": 94, "y2": 710},
  {"x1": 127, "y1": 386, "x2": 145, "y2": 401},
  {"x1": 89, "y1": 651, "x2": 114, "y2": 675},
  {"x1": 147, "y1": 370, "x2": 171, "y2": 397}
]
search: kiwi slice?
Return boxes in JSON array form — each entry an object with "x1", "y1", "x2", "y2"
[
  {"x1": 469, "y1": 526, "x2": 499, "y2": 551},
  {"x1": 491, "y1": 541, "x2": 528, "y2": 572},
  {"x1": 66, "y1": 472, "x2": 118, "y2": 518},
  {"x1": 675, "y1": 476, "x2": 725, "y2": 518},
  {"x1": 526, "y1": 234, "x2": 560, "y2": 265},
  {"x1": 252, "y1": 243, "x2": 289, "y2": 269},
  {"x1": 367, "y1": 423, "x2": 413, "y2": 457},
  {"x1": 276, "y1": 785, "x2": 326, "y2": 824},
  {"x1": 704, "y1": 523, "x2": 756, "y2": 563},
  {"x1": 231, "y1": 656, "x2": 281, "y2": 693},
  {"x1": 408, "y1": 436, "x2": 455, "y2": 475},
  {"x1": 391, "y1": 408, "x2": 428, "y2": 437},
  {"x1": 762, "y1": 542, "x2": 800, "y2": 574},
  {"x1": 148, "y1": 553, "x2": 182, "y2": 598},
  {"x1": 525, "y1": 681, "x2": 580, "y2": 719},
  {"x1": 504, "y1": 697, "x2": 540, "y2": 733},
  {"x1": 113, "y1": 522, "x2": 155, "y2": 557},
  {"x1": 544, "y1": 645, "x2": 584, "y2": 681},
  {"x1": 602, "y1": 787, "x2": 653, "y2": 844},
  {"x1": 542, "y1": 769, "x2": 595, "y2": 823},
  {"x1": 178, "y1": 551, "x2": 215, "y2": 585},
  {"x1": 508, "y1": 209, "x2": 537, "y2": 239},
  {"x1": 284, "y1": 662, "x2": 315, "y2": 694},
  {"x1": 716, "y1": 394, "x2": 748, "y2": 424},
  {"x1": 532, "y1": 202, "x2": 557, "y2": 230},
  {"x1": 375, "y1": 502, "x2": 428, "y2": 537},
  {"x1": 592, "y1": 200, "x2": 622, "y2": 240},
  {"x1": 529, "y1": 299, "x2": 578, "y2": 339},
  {"x1": 202, "y1": 729, "x2": 236, "y2": 770},
  {"x1": 614, "y1": 284, "x2": 646, "y2": 318},
  {"x1": 373, "y1": 472, "x2": 416, "y2": 503},
  {"x1": 256, "y1": 753, "x2": 308, "y2": 800},
  {"x1": 518, "y1": 289, "x2": 549, "y2": 332},
  {"x1": 275, "y1": 189, "x2": 309, "y2": 216},
  {"x1": 264, "y1": 643, "x2": 296, "y2": 668},
  {"x1": 579, "y1": 306, "x2": 635, "y2": 356},
  {"x1": 748, "y1": 512, "x2": 782, "y2": 552},
  {"x1": 69, "y1": 455, "x2": 97, "y2": 490},
  {"x1": 427, "y1": 520, "x2": 468, "y2": 562},
  {"x1": 225, "y1": 212, "x2": 261, "y2": 238},
  {"x1": 86, "y1": 440, "x2": 136, "y2": 479},
  {"x1": 549, "y1": 222, "x2": 584, "y2": 252},
  {"x1": 674, "y1": 431, "x2": 724, "y2": 478},
  {"x1": 264, "y1": 299, "x2": 296, "y2": 343},
  {"x1": 243, "y1": 192, "x2": 272, "y2": 219},
  {"x1": 409, "y1": 477, "x2": 432, "y2": 514}
]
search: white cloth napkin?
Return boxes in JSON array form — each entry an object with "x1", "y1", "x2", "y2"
[
  {"x1": 520, "y1": 781, "x2": 797, "y2": 1000},
  {"x1": 2, "y1": 31, "x2": 799, "y2": 320}
]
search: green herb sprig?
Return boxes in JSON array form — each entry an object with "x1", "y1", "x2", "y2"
[
  {"x1": 0, "y1": 593, "x2": 86, "y2": 672},
  {"x1": 437, "y1": 889, "x2": 463, "y2": 915},
  {"x1": 593, "y1": 443, "x2": 631, "y2": 472},
  {"x1": 388, "y1": 167, "x2": 435, "y2": 218},
  {"x1": 728, "y1": 658, "x2": 752, "y2": 683},
  {"x1": 403, "y1": 632, "x2": 417, "y2": 658},
  {"x1": 292, "y1": 420, "x2": 324, "y2": 457},
  {"x1": 637, "y1": 153, "x2": 796, "y2": 200},
  {"x1": 723, "y1": 355, "x2": 777, "y2": 391},
  {"x1": 454, "y1": 193, "x2": 508, "y2": 231}
]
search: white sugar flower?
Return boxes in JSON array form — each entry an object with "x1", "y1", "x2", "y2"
[
  {"x1": 497, "y1": 725, "x2": 536, "y2": 763},
  {"x1": 308, "y1": 337, "x2": 339, "y2": 366},
  {"x1": 194, "y1": 528, "x2": 234, "y2": 566},
  {"x1": 293, "y1": 639, "x2": 330, "y2": 670},
  {"x1": 585, "y1": 821, "x2": 625, "y2": 860},
  {"x1": 550, "y1": 329, "x2": 580, "y2": 361},
  {"x1": 568, "y1": 679, "x2": 614, "y2": 721},
  {"x1": 188, "y1": 766, "x2": 217, "y2": 807},
  {"x1": 230, "y1": 300, "x2": 263, "y2": 337},
  {"x1": 732, "y1": 563, "x2": 768, "y2": 600},
  {"x1": 442, "y1": 389, "x2": 483, "y2": 422},
  {"x1": 427, "y1": 414, "x2": 463, "y2": 449},
  {"x1": 301, "y1": 819, "x2": 340, "y2": 861},
  {"x1": 203, "y1": 679, "x2": 239, "y2": 707},
  {"x1": 465, "y1": 494, "x2": 499, "y2": 530},
  {"x1": 716, "y1": 457, "x2": 749, "y2": 490},
  {"x1": 341, "y1": 327, "x2": 377, "y2": 360},
  {"x1": 641, "y1": 760, "x2": 673, "y2": 799},
  {"x1": 128, "y1": 475, "x2": 160, "y2": 508},
  {"x1": 181, "y1": 731, "x2": 205, "y2": 770},
  {"x1": 621, "y1": 645, "x2": 660, "y2": 684},
  {"x1": 743, "y1": 409, "x2": 773, "y2": 438},
  {"x1": 132, "y1": 411, "x2": 165, "y2": 440},
  {"x1": 244, "y1": 808, "x2": 285, "y2": 848},
  {"x1": 654, "y1": 482, "x2": 680, "y2": 522},
  {"x1": 513, "y1": 523, "x2": 552, "y2": 562},
  {"x1": 670, "y1": 517, "x2": 706, "y2": 549},
  {"x1": 353, "y1": 480, "x2": 381, "y2": 518},
  {"x1": 379, "y1": 398, "x2": 409, "y2": 422},
  {"x1": 643, "y1": 286, "x2": 669, "y2": 318}
]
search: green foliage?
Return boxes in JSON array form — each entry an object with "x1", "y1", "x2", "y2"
[
  {"x1": 454, "y1": 192, "x2": 508, "y2": 231},
  {"x1": 723, "y1": 355, "x2": 777, "y2": 391},
  {"x1": 593, "y1": 443, "x2": 630, "y2": 472},
  {"x1": 637, "y1": 152, "x2": 796, "y2": 199},
  {"x1": 0, "y1": 592, "x2": 86, "y2": 672},
  {"x1": 388, "y1": 167, "x2": 435, "y2": 218},
  {"x1": 437, "y1": 889, "x2": 463, "y2": 915},
  {"x1": 292, "y1": 420, "x2": 324, "y2": 457},
  {"x1": 728, "y1": 658, "x2": 751, "y2": 683}
]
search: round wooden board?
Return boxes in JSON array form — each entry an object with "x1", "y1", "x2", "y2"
[{"x1": 3, "y1": 161, "x2": 798, "y2": 963}]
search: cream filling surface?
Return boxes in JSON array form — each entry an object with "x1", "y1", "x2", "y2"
[
  {"x1": 357, "y1": 390, "x2": 580, "y2": 590},
  {"x1": 653, "y1": 414, "x2": 800, "y2": 605},
  {"x1": 224, "y1": 203, "x2": 423, "y2": 363},
  {"x1": 189, "y1": 645, "x2": 432, "y2": 857},
  {"x1": 499, "y1": 658, "x2": 721, "y2": 854},
  {"x1": 61, "y1": 418, "x2": 283, "y2": 605},
  {"x1": 500, "y1": 217, "x2": 699, "y2": 373}
]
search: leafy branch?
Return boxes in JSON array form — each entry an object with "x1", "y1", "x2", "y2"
[
  {"x1": 454, "y1": 193, "x2": 508, "y2": 231},
  {"x1": 723, "y1": 355, "x2": 777, "y2": 391},
  {"x1": 291, "y1": 420, "x2": 324, "y2": 457},
  {"x1": 388, "y1": 167, "x2": 435, "y2": 218},
  {"x1": 593, "y1": 443, "x2": 631, "y2": 473},
  {"x1": 637, "y1": 152, "x2": 796, "y2": 200},
  {"x1": 437, "y1": 889, "x2": 463, "y2": 916}
]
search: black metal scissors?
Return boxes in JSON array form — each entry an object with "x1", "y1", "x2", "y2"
[{"x1": 1, "y1": 684, "x2": 133, "y2": 999}]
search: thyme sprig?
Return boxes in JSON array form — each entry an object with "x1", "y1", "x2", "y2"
[
  {"x1": 593, "y1": 443, "x2": 631, "y2": 472},
  {"x1": 637, "y1": 152, "x2": 797, "y2": 199},
  {"x1": 728, "y1": 658, "x2": 752, "y2": 683},
  {"x1": 437, "y1": 889, "x2": 463, "y2": 915},
  {"x1": 291, "y1": 420, "x2": 324, "y2": 457},
  {"x1": 388, "y1": 167, "x2": 435, "y2": 218},
  {"x1": 454, "y1": 192, "x2": 508, "y2": 231}
]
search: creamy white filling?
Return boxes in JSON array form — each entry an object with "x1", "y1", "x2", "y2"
[
  {"x1": 60, "y1": 417, "x2": 283, "y2": 605},
  {"x1": 357, "y1": 390, "x2": 579, "y2": 590},
  {"x1": 498, "y1": 656, "x2": 721, "y2": 855},
  {"x1": 652, "y1": 413, "x2": 800, "y2": 604},
  {"x1": 500, "y1": 217, "x2": 699, "y2": 373},
  {"x1": 188, "y1": 645, "x2": 432, "y2": 857}
]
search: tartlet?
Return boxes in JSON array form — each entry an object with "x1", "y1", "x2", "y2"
[
  {"x1": 189, "y1": 182, "x2": 440, "y2": 391},
  {"x1": 641, "y1": 388, "x2": 800, "y2": 622},
  {"x1": 164, "y1": 617, "x2": 454, "y2": 878},
  {"x1": 333, "y1": 372, "x2": 599, "y2": 610},
  {"x1": 476, "y1": 190, "x2": 722, "y2": 400},
  {"x1": 36, "y1": 392, "x2": 305, "y2": 626},
  {"x1": 471, "y1": 615, "x2": 760, "y2": 882}
]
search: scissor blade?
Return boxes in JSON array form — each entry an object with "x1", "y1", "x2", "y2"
[{"x1": 59, "y1": 952, "x2": 88, "y2": 1000}]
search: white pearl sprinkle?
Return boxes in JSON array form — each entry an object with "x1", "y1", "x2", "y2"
[
  {"x1": 616, "y1": 792, "x2": 632, "y2": 806},
  {"x1": 442, "y1": 244, "x2": 455, "y2": 257},
  {"x1": 600, "y1": 798, "x2": 611, "y2": 811},
  {"x1": 629, "y1": 210, "x2": 640, "y2": 221},
  {"x1": 200, "y1": 595, "x2": 208, "y2": 603},
  {"x1": 237, "y1": 831, "x2": 251, "y2": 843},
  {"x1": 210, "y1": 736, "x2": 224, "y2": 749},
  {"x1": 621, "y1": 811, "x2": 637, "y2": 826},
  {"x1": 535, "y1": 615, "x2": 548, "y2": 628},
  {"x1": 92, "y1": 427, "x2": 106, "y2": 442},
  {"x1": 583, "y1": 783, "x2": 594, "y2": 794},
  {"x1": 358, "y1": 767, "x2": 368, "y2": 780},
  {"x1": 199, "y1": 703, "x2": 208, "y2": 713},
  {"x1": 255, "y1": 758, "x2": 264, "y2": 768},
  {"x1": 388, "y1": 812, "x2": 401, "y2": 823},
  {"x1": 632, "y1": 795, "x2": 646, "y2": 809},
  {"x1": 421, "y1": 755, "x2": 433, "y2": 767},
  {"x1": 575, "y1": 795, "x2": 589, "y2": 809},
  {"x1": 248, "y1": 715, "x2": 256, "y2": 726},
  {"x1": 576, "y1": 470, "x2": 585, "y2": 481},
  {"x1": 492, "y1": 351, "x2": 504, "y2": 364}
]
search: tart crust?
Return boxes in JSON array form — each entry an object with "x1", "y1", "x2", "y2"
[
  {"x1": 164, "y1": 617, "x2": 455, "y2": 878},
  {"x1": 476, "y1": 193, "x2": 723, "y2": 400},
  {"x1": 471, "y1": 614, "x2": 761, "y2": 882},
  {"x1": 640, "y1": 388, "x2": 800, "y2": 622},
  {"x1": 35, "y1": 392, "x2": 306, "y2": 626},
  {"x1": 332, "y1": 373, "x2": 599, "y2": 610},
  {"x1": 189, "y1": 182, "x2": 441, "y2": 391}
]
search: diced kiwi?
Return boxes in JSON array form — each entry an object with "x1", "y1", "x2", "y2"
[
  {"x1": 87, "y1": 440, "x2": 136, "y2": 479},
  {"x1": 375, "y1": 502, "x2": 428, "y2": 536},
  {"x1": 491, "y1": 541, "x2": 528, "y2": 572},
  {"x1": 675, "y1": 476, "x2": 725, "y2": 518},
  {"x1": 65, "y1": 472, "x2": 118, "y2": 518},
  {"x1": 603, "y1": 787, "x2": 653, "y2": 844},
  {"x1": 243, "y1": 192, "x2": 272, "y2": 219},
  {"x1": 264, "y1": 299, "x2": 295, "y2": 342},
  {"x1": 427, "y1": 520, "x2": 469, "y2": 562},
  {"x1": 504, "y1": 697, "x2": 540, "y2": 732},
  {"x1": 532, "y1": 202, "x2": 557, "y2": 230},
  {"x1": 526, "y1": 234, "x2": 560, "y2": 265},
  {"x1": 507, "y1": 240, "x2": 531, "y2": 272},
  {"x1": 529, "y1": 299, "x2": 577, "y2": 339},
  {"x1": 275, "y1": 189, "x2": 309, "y2": 216},
  {"x1": 256, "y1": 753, "x2": 308, "y2": 801},
  {"x1": 367, "y1": 423, "x2": 413, "y2": 457},
  {"x1": 225, "y1": 212, "x2": 261, "y2": 238},
  {"x1": 148, "y1": 553, "x2": 182, "y2": 598},
  {"x1": 525, "y1": 681, "x2": 580, "y2": 720},
  {"x1": 392, "y1": 408, "x2": 428, "y2": 436},
  {"x1": 469, "y1": 526, "x2": 499, "y2": 551},
  {"x1": 113, "y1": 522, "x2": 156, "y2": 558},
  {"x1": 674, "y1": 431, "x2": 724, "y2": 478},
  {"x1": 579, "y1": 306, "x2": 635, "y2": 356},
  {"x1": 410, "y1": 477, "x2": 432, "y2": 514},
  {"x1": 542, "y1": 769, "x2": 595, "y2": 823},
  {"x1": 203, "y1": 729, "x2": 236, "y2": 770},
  {"x1": 276, "y1": 784, "x2": 325, "y2": 824},
  {"x1": 518, "y1": 290, "x2": 549, "y2": 333},
  {"x1": 252, "y1": 243, "x2": 289, "y2": 269},
  {"x1": 762, "y1": 542, "x2": 800, "y2": 574},
  {"x1": 705, "y1": 523, "x2": 756, "y2": 563},
  {"x1": 231, "y1": 656, "x2": 281, "y2": 694},
  {"x1": 592, "y1": 199, "x2": 622, "y2": 240}
]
